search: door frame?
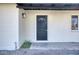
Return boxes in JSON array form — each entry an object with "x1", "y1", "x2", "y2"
[{"x1": 36, "y1": 15, "x2": 48, "y2": 41}]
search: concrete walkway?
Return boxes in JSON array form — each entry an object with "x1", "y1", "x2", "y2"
[
  {"x1": 0, "y1": 49, "x2": 79, "y2": 55},
  {"x1": 0, "y1": 42, "x2": 79, "y2": 55}
]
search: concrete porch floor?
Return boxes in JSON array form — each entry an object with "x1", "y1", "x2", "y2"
[{"x1": 0, "y1": 42, "x2": 79, "y2": 55}]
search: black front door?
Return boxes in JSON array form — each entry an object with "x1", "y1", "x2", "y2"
[{"x1": 37, "y1": 15, "x2": 47, "y2": 41}]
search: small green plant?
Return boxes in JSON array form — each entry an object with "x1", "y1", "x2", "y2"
[{"x1": 20, "y1": 41, "x2": 31, "y2": 48}]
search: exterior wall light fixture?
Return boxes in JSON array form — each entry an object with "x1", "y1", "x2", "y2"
[{"x1": 22, "y1": 12, "x2": 26, "y2": 19}]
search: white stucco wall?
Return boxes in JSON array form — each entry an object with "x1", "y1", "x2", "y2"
[
  {"x1": 19, "y1": 9, "x2": 26, "y2": 47},
  {"x1": 23, "y1": 10, "x2": 79, "y2": 42},
  {"x1": 0, "y1": 4, "x2": 19, "y2": 50}
]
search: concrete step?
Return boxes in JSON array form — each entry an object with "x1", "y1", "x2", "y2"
[{"x1": 30, "y1": 42, "x2": 79, "y2": 50}]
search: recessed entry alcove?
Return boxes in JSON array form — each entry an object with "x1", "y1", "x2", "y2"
[{"x1": 17, "y1": 3, "x2": 79, "y2": 49}]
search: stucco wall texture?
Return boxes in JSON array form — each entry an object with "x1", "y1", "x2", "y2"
[{"x1": 0, "y1": 4, "x2": 19, "y2": 50}]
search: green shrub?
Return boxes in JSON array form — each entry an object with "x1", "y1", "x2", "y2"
[{"x1": 20, "y1": 41, "x2": 31, "y2": 48}]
